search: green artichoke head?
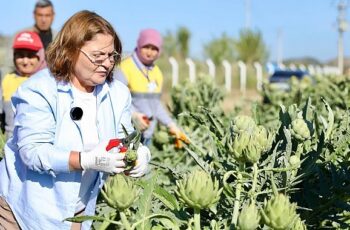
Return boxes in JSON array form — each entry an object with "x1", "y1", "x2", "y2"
[
  {"x1": 231, "y1": 132, "x2": 250, "y2": 162},
  {"x1": 125, "y1": 149, "x2": 137, "y2": 171},
  {"x1": 233, "y1": 115, "x2": 256, "y2": 134},
  {"x1": 261, "y1": 193, "x2": 298, "y2": 230},
  {"x1": 291, "y1": 118, "x2": 311, "y2": 141},
  {"x1": 237, "y1": 202, "x2": 261, "y2": 230},
  {"x1": 102, "y1": 174, "x2": 139, "y2": 211},
  {"x1": 244, "y1": 143, "x2": 262, "y2": 164},
  {"x1": 154, "y1": 130, "x2": 170, "y2": 144},
  {"x1": 176, "y1": 170, "x2": 222, "y2": 210},
  {"x1": 292, "y1": 216, "x2": 307, "y2": 230},
  {"x1": 289, "y1": 155, "x2": 301, "y2": 168},
  {"x1": 254, "y1": 125, "x2": 273, "y2": 152}
]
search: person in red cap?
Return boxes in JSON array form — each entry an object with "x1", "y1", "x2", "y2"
[
  {"x1": 1, "y1": 31, "x2": 46, "y2": 139},
  {"x1": 116, "y1": 28, "x2": 188, "y2": 147}
]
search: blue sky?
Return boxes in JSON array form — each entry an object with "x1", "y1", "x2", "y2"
[{"x1": 0, "y1": 0, "x2": 348, "y2": 63}]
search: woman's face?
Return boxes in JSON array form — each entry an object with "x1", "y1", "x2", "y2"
[
  {"x1": 72, "y1": 33, "x2": 116, "y2": 92},
  {"x1": 14, "y1": 49, "x2": 40, "y2": 76},
  {"x1": 139, "y1": 44, "x2": 159, "y2": 65}
]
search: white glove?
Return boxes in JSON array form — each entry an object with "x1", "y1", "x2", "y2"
[
  {"x1": 128, "y1": 145, "x2": 151, "y2": 177},
  {"x1": 80, "y1": 140, "x2": 126, "y2": 174}
]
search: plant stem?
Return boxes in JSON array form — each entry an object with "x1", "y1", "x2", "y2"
[
  {"x1": 231, "y1": 163, "x2": 243, "y2": 226},
  {"x1": 98, "y1": 211, "x2": 117, "y2": 230},
  {"x1": 194, "y1": 208, "x2": 201, "y2": 230},
  {"x1": 250, "y1": 163, "x2": 258, "y2": 202},
  {"x1": 119, "y1": 211, "x2": 131, "y2": 230},
  {"x1": 259, "y1": 166, "x2": 297, "y2": 173}
]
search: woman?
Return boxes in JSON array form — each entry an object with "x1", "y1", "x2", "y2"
[
  {"x1": 116, "y1": 28, "x2": 186, "y2": 146},
  {"x1": 0, "y1": 10, "x2": 150, "y2": 230},
  {"x1": 2, "y1": 31, "x2": 46, "y2": 139}
]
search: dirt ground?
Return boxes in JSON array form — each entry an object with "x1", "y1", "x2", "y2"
[{"x1": 221, "y1": 89, "x2": 262, "y2": 114}]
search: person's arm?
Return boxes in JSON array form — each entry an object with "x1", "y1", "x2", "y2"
[
  {"x1": 13, "y1": 78, "x2": 73, "y2": 176},
  {"x1": 114, "y1": 69, "x2": 129, "y2": 86},
  {"x1": 69, "y1": 151, "x2": 81, "y2": 171}
]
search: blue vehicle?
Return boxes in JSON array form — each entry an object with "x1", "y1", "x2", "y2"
[{"x1": 269, "y1": 70, "x2": 310, "y2": 91}]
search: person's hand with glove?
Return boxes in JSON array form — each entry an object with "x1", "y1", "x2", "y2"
[
  {"x1": 80, "y1": 140, "x2": 126, "y2": 174},
  {"x1": 168, "y1": 123, "x2": 190, "y2": 149},
  {"x1": 127, "y1": 145, "x2": 151, "y2": 177},
  {"x1": 132, "y1": 112, "x2": 150, "y2": 131}
]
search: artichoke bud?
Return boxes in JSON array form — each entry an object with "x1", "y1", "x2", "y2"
[
  {"x1": 233, "y1": 115, "x2": 256, "y2": 134},
  {"x1": 175, "y1": 170, "x2": 222, "y2": 210},
  {"x1": 102, "y1": 174, "x2": 139, "y2": 211},
  {"x1": 254, "y1": 125, "x2": 272, "y2": 152},
  {"x1": 154, "y1": 130, "x2": 170, "y2": 144},
  {"x1": 300, "y1": 77, "x2": 312, "y2": 90},
  {"x1": 244, "y1": 143, "x2": 262, "y2": 164},
  {"x1": 289, "y1": 155, "x2": 301, "y2": 168},
  {"x1": 125, "y1": 149, "x2": 137, "y2": 171},
  {"x1": 261, "y1": 193, "x2": 298, "y2": 229},
  {"x1": 237, "y1": 203, "x2": 261, "y2": 230},
  {"x1": 292, "y1": 216, "x2": 307, "y2": 230},
  {"x1": 291, "y1": 118, "x2": 311, "y2": 141},
  {"x1": 232, "y1": 133, "x2": 250, "y2": 161}
]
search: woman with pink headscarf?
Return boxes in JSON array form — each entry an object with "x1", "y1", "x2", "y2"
[
  {"x1": 116, "y1": 28, "x2": 188, "y2": 146},
  {"x1": 1, "y1": 31, "x2": 46, "y2": 138}
]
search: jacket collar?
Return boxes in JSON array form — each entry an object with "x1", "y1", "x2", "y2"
[{"x1": 57, "y1": 80, "x2": 110, "y2": 104}]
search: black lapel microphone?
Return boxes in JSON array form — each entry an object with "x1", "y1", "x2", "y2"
[{"x1": 70, "y1": 107, "x2": 83, "y2": 121}]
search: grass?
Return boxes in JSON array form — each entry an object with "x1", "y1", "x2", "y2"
[{"x1": 0, "y1": 132, "x2": 5, "y2": 160}]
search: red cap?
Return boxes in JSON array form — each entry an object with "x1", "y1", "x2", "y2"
[{"x1": 13, "y1": 31, "x2": 43, "y2": 51}]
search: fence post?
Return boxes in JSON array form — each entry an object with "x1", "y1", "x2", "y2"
[
  {"x1": 206, "y1": 59, "x2": 215, "y2": 79},
  {"x1": 254, "y1": 62, "x2": 263, "y2": 91},
  {"x1": 299, "y1": 64, "x2": 306, "y2": 72},
  {"x1": 315, "y1": 65, "x2": 323, "y2": 75},
  {"x1": 308, "y1": 65, "x2": 315, "y2": 75},
  {"x1": 222, "y1": 60, "x2": 232, "y2": 92},
  {"x1": 237, "y1": 61, "x2": 247, "y2": 94},
  {"x1": 185, "y1": 58, "x2": 196, "y2": 82},
  {"x1": 168, "y1": 56, "x2": 179, "y2": 87},
  {"x1": 289, "y1": 63, "x2": 297, "y2": 70}
]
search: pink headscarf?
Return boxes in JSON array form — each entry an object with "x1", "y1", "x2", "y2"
[
  {"x1": 136, "y1": 29, "x2": 163, "y2": 65},
  {"x1": 33, "y1": 47, "x2": 47, "y2": 72}
]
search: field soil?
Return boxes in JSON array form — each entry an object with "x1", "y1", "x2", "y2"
[{"x1": 221, "y1": 89, "x2": 262, "y2": 114}]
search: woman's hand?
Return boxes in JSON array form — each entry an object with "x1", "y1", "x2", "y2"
[
  {"x1": 128, "y1": 145, "x2": 151, "y2": 177},
  {"x1": 79, "y1": 140, "x2": 126, "y2": 174},
  {"x1": 132, "y1": 112, "x2": 150, "y2": 131}
]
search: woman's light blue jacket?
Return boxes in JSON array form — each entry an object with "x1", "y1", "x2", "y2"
[{"x1": 0, "y1": 68, "x2": 134, "y2": 230}]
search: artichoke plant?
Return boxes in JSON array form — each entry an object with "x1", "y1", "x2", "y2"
[
  {"x1": 261, "y1": 193, "x2": 298, "y2": 229},
  {"x1": 176, "y1": 170, "x2": 222, "y2": 210},
  {"x1": 101, "y1": 174, "x2": 139, "y2": 211},
  {"x1": 237, "y1": 203, "x2": 260, "y2": 230}
]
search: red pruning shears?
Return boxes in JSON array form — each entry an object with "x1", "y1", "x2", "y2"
[
  {"x1": 105, "y1": 130, "x2": 140, "y2": 153},
  {"x1": 142, "y1": 116, "x2": 153, "y2": 125}
]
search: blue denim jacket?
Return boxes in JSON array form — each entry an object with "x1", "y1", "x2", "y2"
[{"x1": 0, "y1": 68, "x2": 134, "y2": 230}]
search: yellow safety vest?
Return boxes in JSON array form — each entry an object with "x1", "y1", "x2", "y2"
[
  {"x1": 2, "y1": 72, "x2": 28, "y2": 102},
  {"x1": 119, "y1": 56, "x2": 163, "y2": 94}
]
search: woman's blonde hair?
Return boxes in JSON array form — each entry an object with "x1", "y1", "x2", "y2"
[{"x1": 46, "y1": 10, "x2": 122, "y2": 82}]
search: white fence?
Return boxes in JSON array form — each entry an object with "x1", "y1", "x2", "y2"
[{"x1": 169, "y1": 57, "x2": 341, "y2": 93}]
